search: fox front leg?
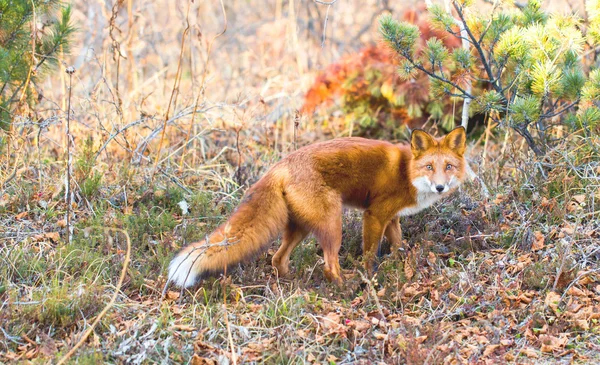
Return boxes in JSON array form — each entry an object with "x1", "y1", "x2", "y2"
[
  {"x1": 361, "y1": 210, "x2": 388, "y2": 276},
  {"x1": 384, "y1": 216, "x2": 403, "y2": 256}
]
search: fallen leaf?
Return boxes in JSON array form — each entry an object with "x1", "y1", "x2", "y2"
[
  {"x1": 545, "y1": 291, "x2": 561, "y2": 315},
  {"x1": 430, "y1": 289, "x2": 440, "y2": 305},
  {"x1": 494, "y1": 194, "x2": 505, "y2": 204},
  {"x1": 326, "y1": 354, "x2": 338, "y2": 363},
  {"x1": 499, "y1": 339, "x2": 513, "y2": 347},
  {"x1": 415, "y1": 335, "x2": 427, "y2": 344},
  {"x1": 567, "y1": 286, "x2": 586, "y2": 297},
  {"x1": 172, "y1": 324, "x2": 196, "y2": 332},
  {"x1": 475, "y1": 335, "x2": 489, "y2": 345},
  {"x1": 166, "y1": 291, "x2": 180, "y2": 300},
  {"x1": 348, "y1": 320, "x2": 371, "y2": 332},
  {"x1": 428, "y1": 251, "x2": 437, "y2": 264},
  {"x1": 3, "y1": 351, "x2": 19, "y2": 360},
  {"x1": 561, "y1": 226, "x2": 574, "y2": 236},
  {"x1": 483, "y1": 344, "x2": 500, "y2": 357},
  {"x1": 573, "y1": 319, "x2": 589, "y2": 330},
  {"x1": 540, "y1": 197, "x2": 551, "y2": 207},
  {"x1": 532, "y1": 231, "x2": 545, "y2": 251},
  {"x1": 191, "y1": 355, "x2": 216, "y2": 365},
  {"x1": 24, "y1": 348, "x2": 37, "y2": 359},
  {"x1": 248, "y1": 303, "x2": 263, "y2": 312},
  {"x1": 320, "y1": 312, "x2": 346, "y2": 335},
  {"x1": 404, "y1": 258, "x2": 415, "y2": 280},
  {"x1": 373, "y1": 332, "x2": 388, "y2": 340},
  {"x1": 540, "y1": 334, "x2": 567, "y2": 353},
  {"x1": 572, "y1": 194, "x2": 586, "y2": 204},
  {"x1": 45, "y1": 232, "x2": 60, "y2": 242},
  {"x1": 15, "y1": 211, "x2": 28, "y2": 219},
  {"x1": 520, "y1": 347, "x2": 539, "y2": 358},
  {"x1": 242, "y1": 337, "x2": 275, "y2": 361},
  {"x1": 351, "y1": 295, "x2": 365, "y2": 307}
]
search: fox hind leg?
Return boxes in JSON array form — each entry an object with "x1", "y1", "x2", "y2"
[
  {"x1": 314, "y1": 213, "x2": 343, "y2": 286},
  {"x1": 272, "y1": 222, "x2": 308, "y2": 277}
]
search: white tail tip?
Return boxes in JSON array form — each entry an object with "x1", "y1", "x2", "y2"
[{"x1": 168, "y1": 253, "x2": 198, "y2": 288}]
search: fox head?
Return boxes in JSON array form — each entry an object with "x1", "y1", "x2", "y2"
[{"x1": 409, "y1": 127, "x2": 467, "y2": 194}]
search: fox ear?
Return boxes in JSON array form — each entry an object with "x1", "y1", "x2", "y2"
[
  {"x1": 411, "y1": 129, "x2": 437, "y2": 157},
  {"x1": 442, "y1": 126, "x2": 466, "y2": 156}
]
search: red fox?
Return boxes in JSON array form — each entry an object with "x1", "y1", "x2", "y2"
[{"x1": 168, "y1": 127, "x2": 467, "y2": 287}]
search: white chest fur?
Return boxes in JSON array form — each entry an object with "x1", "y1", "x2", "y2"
[{"x1": 398, "y1": 192, "x2": 445, "y2": 217}]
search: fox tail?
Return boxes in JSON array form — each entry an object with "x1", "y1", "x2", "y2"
[{"x1": 168, "y1": 173, "x2": 288, "y2": 288}]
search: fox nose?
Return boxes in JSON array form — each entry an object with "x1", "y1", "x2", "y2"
[{"x1": 436, "y1": 185, "x2": 445, "y2": 193}]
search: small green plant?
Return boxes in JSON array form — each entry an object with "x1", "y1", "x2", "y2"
[
  {"x1": 522, "y1": 261, "x2": 550, "y2": 290},
  {"x1": 21, "y1": 281, "x2": 101, "y2": 333},
  {"x1": 75, "y1": 137, "x2": 103, "y2": 200},
  {"x1": 290, "y1": 239, "x2": 320, "y2": 278}
]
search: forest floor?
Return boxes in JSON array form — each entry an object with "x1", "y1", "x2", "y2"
[{"x1": 1, "y1": 0, "x2": 600, "y2": 364}]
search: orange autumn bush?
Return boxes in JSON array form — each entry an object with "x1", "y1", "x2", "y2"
[{"x1": 302, "y1": 6, "x2": 467, "y2": 137}]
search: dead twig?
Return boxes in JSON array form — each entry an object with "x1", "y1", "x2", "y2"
[
  {"x1": 180, "y1": 0, "x2": 227, "y2": 171},
  {"x1": 151, "y1": 1, "x2": 193, "y2": 180},
  {"x1": 65, "y1": 66, "x2": 75, "y2": 245}
]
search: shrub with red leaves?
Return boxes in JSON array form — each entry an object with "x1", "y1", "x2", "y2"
[{"x1": 302, "y1": 6, "x2": 467, "y2": 137}]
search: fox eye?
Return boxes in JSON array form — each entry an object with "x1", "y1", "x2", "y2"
[
  {"x1": 446, "y1": 164, "x2": 453, "y2": 170},
  {"x1": 426, "y1": 165, "x2": 433, "y2": 170}
]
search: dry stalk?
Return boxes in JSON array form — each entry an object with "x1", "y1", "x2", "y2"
[
  {"x1": 481, "y1": 115, "x2": 497, "y2": 169},
  {"x1": 293, "y1": 110, "x2": 300, "y2": 150},
  {"x1": 151, "y1": 2, "x2": 192, "y2": 179},
  {"x1": 108, "y1": 0, "x2": 126, "y2": 116},
  {"x1": 234, "y1": 126, "x2": 243, "y2": 183},
  {"x1": 315, "y1": 0, "x2": 338, "y2": 47},
  {"x1": 434, "y1": 0, "x2": 472, "y2": 129},
  {"x1": 288, "y1": 0, "x2": 305, "y2": 75},
  {"x1": 56, "y1": 227, "x2": 132, "y2": 365},
  {"x1": 134, "y1": 106, "x2": 218, "y2": 163},
  {"x1": 16, "y1": 0, "x2": 37, "y2": 107},
  {"x1": 0, "y1": 151, "x2": 19, "y2": 189},
  {"x1": 223, "y1": 278, "x2": 238, "y2": 365},
  {"x1": 126, "y1": 0, "x2": 137, "y2": 100},
  {"x1": 356, "y1": 269, "x2": 388, "y2": 330},
  {"x1": 180, "y1": 0, "x2": 227, "y2": 171},
  {"x1": 65, "y1": 66, "x2": 75, "y2": 245}
]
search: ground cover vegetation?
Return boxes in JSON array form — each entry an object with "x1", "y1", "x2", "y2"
[{"x1": 1, "y1": 0, "x2": 599, "y2": 363}]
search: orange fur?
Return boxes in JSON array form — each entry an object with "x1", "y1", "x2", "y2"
[{"x1": 168, "y1": 127, "x2": 467, "y2": 287}]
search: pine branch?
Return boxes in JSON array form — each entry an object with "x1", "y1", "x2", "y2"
[
  {"x1": 452, "y1": 1, "x2": 504, "y2": 96},
  {"x1": 407, "y1": 58, "x2": 475, "y2": 99},
  {"x1": 514, "y1": 124, "x2": 544, "y2": 155},
  {"x1": 6, "y1": 6, "x2": 74, "y2": 105},
  {"x1": 539, "y1": 99, "x2": 579, "y2": 119},
  {"x1": 2, "y1": 13, "x2": 31, "y2": 48}
]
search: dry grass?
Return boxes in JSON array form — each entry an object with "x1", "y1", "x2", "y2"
[{"x1": 1, "y1": 0, "x2": 599, "y2": 363}]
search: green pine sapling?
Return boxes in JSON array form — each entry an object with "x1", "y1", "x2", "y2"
[{"x1": 0, "y1": 0, "x2": 75, "y2": 130}]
